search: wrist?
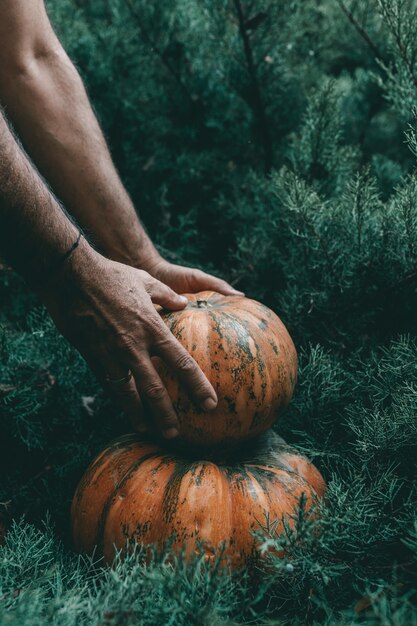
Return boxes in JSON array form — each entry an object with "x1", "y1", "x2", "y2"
[
  {"x1": 96, "y1": 230, "x2": 162, "y2": 272},
  {"x1": 128, "y1": 239, "x2": 164, "y2": 273},
  {"x1": 37, "y1": 236, "x2": 102, "y2": 298}
]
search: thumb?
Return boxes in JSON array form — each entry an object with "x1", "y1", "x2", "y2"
[{"x1": 146, "y1": 276, "x2": 188, "y2": 310}]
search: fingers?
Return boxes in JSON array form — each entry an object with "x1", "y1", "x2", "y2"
[
  {"x1": 133, "y1": 355, "x2": 180, "y2": 439},
  {"x1": 154, "y1": 334, "x2": 218, "y2": 411},
  {"x1": 190, "y1": 269, "x2": 244, "y2": 296},
  {"x1": 127, "y1": 312, "x2": 217, "y2": 440},
  {"x1": 105, "y1": 372, "x2": 147, "y2": 432},
  {"x1": 82, "y1": 349, "x2": 147, "y2": 431},
  {"x1": 145, "y1": 276, "x2": 188, "y2": 310}
]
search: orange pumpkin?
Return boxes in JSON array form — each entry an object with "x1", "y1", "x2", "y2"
[
  {"x1": 146, "y1": 291, "x2": 297, "y2": 446},
  {"x1": 71, "y1": 432, "x2": 325, "y2": 569}
]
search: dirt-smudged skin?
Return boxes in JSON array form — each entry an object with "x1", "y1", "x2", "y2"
[
  {"x1": 71, "y1": 432, "x2": 326, "y2": 569},
  {"x1": 140, "y1": 291, "x2": 298, "y2": 446}
]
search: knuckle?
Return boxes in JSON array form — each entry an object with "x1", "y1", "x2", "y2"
[
  {"x1": 151, "y1": 323, "x2": 171, "y2": 344},
  {"x1": 144, "y1": 383, "x2": 166, "y2": 401},
  {"x1": 144, "y1": 313, "x2": 163, "y2": 333},
  {"x1": 115, "y1": 331, "x2": 139, "y2": 351},
  {"x1": 174, "y1": 352, "x2": 195, "y2": 374},
  {"x1": 135, "y1": 269, "x2": 148, "y2": 281},
  {"x1": 143, "y1": 273, "x2": 157, "y2": 289},
  {"x1": 116, "y1": 331, "x2": 148, "y2": 355}
]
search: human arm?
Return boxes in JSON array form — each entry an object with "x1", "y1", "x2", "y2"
[
  {"x1": 0, "y1": 110, "x2": 217, "y2": 438},
  {"x1": 0, "y1": 0, "x2": 242, "y2": 296}
]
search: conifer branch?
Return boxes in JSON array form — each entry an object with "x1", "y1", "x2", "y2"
[
  {"x1": 336, "y1": 0, "x2": 384, "y2": 62},
  {"x1": 297, "y1": 210, "x2": 339, "y2": 284},
  {"x1": 378, "y1": 0, "x2": 417, "y2": 89},
  {"x1": 233, "y1": 0, "x2": 273, "y2": 175},
  {"x1": 123, "y1": 0, "x2": 200, "y2": 111}
]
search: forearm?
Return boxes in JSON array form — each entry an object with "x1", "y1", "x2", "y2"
[
  {"x1": 0, "y1": 108, "x2": 85, "y2": 287},
  {"x1": 0, "y1": 43, "x2": 159, "y2": 269},
  {"x1": 0, "y1": 0, "x2": 239, "y2": 302}
]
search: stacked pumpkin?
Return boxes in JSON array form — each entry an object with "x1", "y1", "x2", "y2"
[{"x1": 72, "y1": 292, "x2": 326, "y2": 568}]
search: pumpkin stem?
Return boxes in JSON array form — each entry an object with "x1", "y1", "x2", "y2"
[{"x1": 196, "y1": 300, "x2": 209, "y2": 308}]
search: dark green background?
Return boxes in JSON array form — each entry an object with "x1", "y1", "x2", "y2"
[{"x1": 2, "y1": 0, "x2": 417, "y2": 623}]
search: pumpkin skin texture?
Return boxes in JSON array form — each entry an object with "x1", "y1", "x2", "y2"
[
  {"x1": 145, "y1": 291, "x2": 298, "y2": 446},
  {"x1": 71, "y1": 432, "x2": 326, "y2": 569}
]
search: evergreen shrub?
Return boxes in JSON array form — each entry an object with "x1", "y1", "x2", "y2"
[{"x1": 2, "y1": 0, "x2": 417, "y2": 623}]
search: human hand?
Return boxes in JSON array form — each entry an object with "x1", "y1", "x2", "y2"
[
  {"x1": 143, "y1": 257, "x2": 244, "y2": 297},
  {"x1": 40, "y1": 240, "x2": 218, "y2": 439}
]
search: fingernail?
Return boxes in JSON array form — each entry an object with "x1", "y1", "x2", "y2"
[
  {"x1": 163, "y1": 427, "x2": 179, "y2": 439},
  {"x1": 179, "y1": 296, "x2": 188, "y2": 305},
  {"x1": 203, "y1": 397, "x2": 217, "y2": 411}
]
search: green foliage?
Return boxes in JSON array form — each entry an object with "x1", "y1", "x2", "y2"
[
  {"x1": 3, "y1": 0, "x2": 417, "y2": 623},
  {"x1": 0, "y1": 520, "x2": 254, "y2": 625}
]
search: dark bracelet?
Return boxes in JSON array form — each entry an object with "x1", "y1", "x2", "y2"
[{"x1": 45, "y1": 230, "x2": 83, "y2": 280}]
